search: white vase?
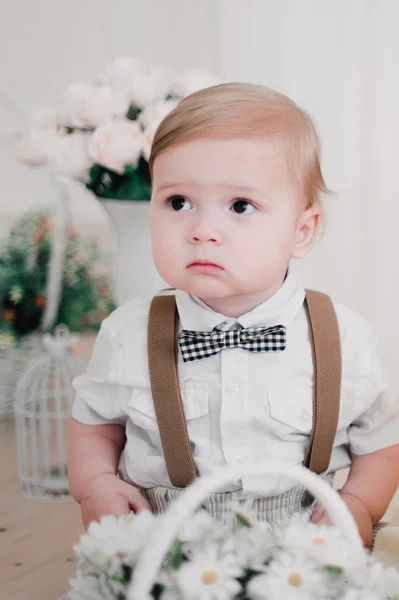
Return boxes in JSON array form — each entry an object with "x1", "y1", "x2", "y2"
[{"x1": 100, "y1": 200, "x2": 166, "y2": 306}]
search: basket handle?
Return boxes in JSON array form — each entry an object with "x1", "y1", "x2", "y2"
[{"x1": 129, "y1": 460, "x2": 363, "y2": 600}]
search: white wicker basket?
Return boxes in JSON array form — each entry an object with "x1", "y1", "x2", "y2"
[
  {"x1": 129, "y1": 461, "x2": 364, "y2": 600},
  {"x1": 0, "y1": 335, "x2": 41, "y2": 419}
]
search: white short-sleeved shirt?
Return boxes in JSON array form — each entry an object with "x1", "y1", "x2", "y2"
[{"x1": 72, "y1": 269, "x2": 399, "y2": 495}]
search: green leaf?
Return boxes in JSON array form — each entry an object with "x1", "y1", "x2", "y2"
[
  {"x1": 235, "y1": 569, "x2": 260, "y2": 600},
  {"x1": 126, "y1": 104, "x2": 139, "y2": 121},
  {"x1": 121, "y1": 564, "x2": 132, "y2": 583},
  {"x1": 323, "y1": 564, "x2": 344, "y2": 581},
  {"x1": 166, "y1": 540, "x2": 185, "y2": 570},
  {"x1": 235, "y1": 512, "x2": 253, "y2": 528},
  {"x1": 86, "y1": 162, "x2": 151, "y2": 201},
  {"x1": 92, "y1": 158, "x2": 150, "y2": 200},
  {"x1": 151, "y1": 583, "x2": 164, "y2": 600}
]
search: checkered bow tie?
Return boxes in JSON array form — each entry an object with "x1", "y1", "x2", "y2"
[{"x1": 178, "y1": 320, "x2": 286, "y2": 362}]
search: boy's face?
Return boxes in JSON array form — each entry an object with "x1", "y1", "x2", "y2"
[{"x1": 150, "y1": 137, "x2": 320, "y2": 315}]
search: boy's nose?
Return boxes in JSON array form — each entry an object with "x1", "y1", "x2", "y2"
[{"x1": 189, "y1": 222, "x2": 220, "y2": 244}]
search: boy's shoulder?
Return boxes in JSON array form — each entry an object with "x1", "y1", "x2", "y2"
[
  {"x1": 332, "y1": 301, "x2": 373, "y2": 344},
  {"x1": 329, "y1": 302, "x2": 379, "y2": 372},
  {"x1": 100, "y1": 290, "x2": 175, "y2": 342}
]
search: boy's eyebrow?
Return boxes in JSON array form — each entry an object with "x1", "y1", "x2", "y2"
[
  {"x1": 220, "y1": 183, "x2": 270, "y2": 198},
  {"x1": 155, "y1": 182, "x2": 185, "y2": 192},
  {"x1": 155, "y1": 181, "x2": 271, "y2": 200}
]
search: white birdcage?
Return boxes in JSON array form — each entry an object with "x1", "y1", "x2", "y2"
[
  {"x1": 0, "y1": 340, "x2": 21, "y2": 419},
  {"x1": 15, "y1": 325, "x2": 86, "y2": 502},
  {"x1": 0, "y1": 336, "x2": 41, "y2": 419}
]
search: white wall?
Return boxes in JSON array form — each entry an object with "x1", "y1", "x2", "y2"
[
  {"x1": 0, "y1": 0, "x2": 221, "y2": 238},
  {"x1": 220, "y1": 0, "x2": 399, "y2": 367}
]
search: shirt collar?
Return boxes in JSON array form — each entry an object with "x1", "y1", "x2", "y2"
[{"x1": 175, "y1": 265, "x2": 305, "y2": 331}]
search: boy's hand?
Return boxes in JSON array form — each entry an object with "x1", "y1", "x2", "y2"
[
  {"x1": 80, "y1": 473, "x2": 152, "y2": 530},
  {"x1": 311, "y1": 491, "x2": 373, "y2": 549}
]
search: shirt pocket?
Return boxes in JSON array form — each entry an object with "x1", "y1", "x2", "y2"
[
  {"x1": 127, "y1": 381, "x2": 209, "y2": 432},
  {"x1": 266, "y1": 389, "x2": 313, "y2": 441}
]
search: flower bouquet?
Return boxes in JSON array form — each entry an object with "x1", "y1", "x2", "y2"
[
  {"x1": 17, "y1": 57, "x2": 219, "y2": 201},
  {"x1": 0, "y1": 207, "x2": 115, "y2": 343},
  {"x1": 69, "y1": 461, "x2": 399, "y2": 600}
]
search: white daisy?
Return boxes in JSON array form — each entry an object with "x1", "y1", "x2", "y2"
[
  {"x1": 178, "y1": 510, "x2": 216, "y2": 544},
  {"x1": 176, "y1": 543, "x2": 242, "y2": 600},
  {"x1": 248, "y1": 551, "x2": 328, "y2": 600},
  {"x1": 340, "y1": 590, "x2": 381, "y2": 600},
  {"x1": 277, "y1": 520, "x2": 365, "y2": 572},
  {"x1": 74, "y1": 512, "x2": 157, "y2": 566},
  {"x1": 360, "y1": 559, "x2": 399, "y2": 598},
  {"x1": 233, "y1": 521, "x2": 275, "y2": 570}
]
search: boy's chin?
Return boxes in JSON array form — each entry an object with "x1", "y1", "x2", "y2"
[
  {"x1": 161, "y1": 272, "x2": 238, "y2": 299},
  {"x1": 178, "y1": 280, "x2": 233, "y2": 300}
]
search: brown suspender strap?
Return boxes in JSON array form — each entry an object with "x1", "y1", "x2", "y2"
[
  {"x1": 148, "y1": 290, "x2": 341, "y2": 487},
  {"x1": 303, "y1": 290, "x2": 342, "y2": 474},
  {"x1": 148, "y1": 294, "x2": 198, "y2": 488}
]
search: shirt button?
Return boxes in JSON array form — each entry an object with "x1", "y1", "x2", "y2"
[
  {"x1": 228, "y1": 383, "x2": 240, "y2": 395},
  {"x1": 301, "y1": 410, "x2": 311, "y2": 423},
  {"x1": 234, "y1": 455, "x2": 243, "y2": 465}
]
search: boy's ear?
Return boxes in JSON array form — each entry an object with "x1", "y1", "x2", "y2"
[{"x1": 292, "y1": 206, "x2": 321, "y2": 259}]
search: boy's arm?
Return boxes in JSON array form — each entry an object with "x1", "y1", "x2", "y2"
[
  {"x1": 67, "y1": 417, "x2": 126, "y2": 502},
  {"x1": 312, "y1": 444, "x2": 399, "y2": 547},
  {"x1": 68, "y1": 417, "x2": 151, "y2": 528},
  {"x1": 340, "y1": 444, "x2": 399, "y2": 525}
]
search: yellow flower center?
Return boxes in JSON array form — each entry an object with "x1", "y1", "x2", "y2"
[
  {"x1": 288, "y1": 571, "x2": 303, "y2": 587},
  {"x1": 312, "y1": 536, "x2": 328, "y2": 545},
  {"x1": 201, "y1": 569, "x2": 221, "y2": 586}
]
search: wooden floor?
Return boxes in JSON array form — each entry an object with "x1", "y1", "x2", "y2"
[
  {"x1": 0, "y1": 418, "x2": 83, "y2": 600},
  {"x1": 0, "y1": 337, "x2": 94, "y2": 600}
]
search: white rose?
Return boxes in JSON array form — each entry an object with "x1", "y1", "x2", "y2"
[
  {"x1": 139, "y1": 99, "x2": 179, "y2": 130},
  {"x1": 60, "y1": 81, "x2": 92, "y2": 127},
  {"x1": 142, "y1": 122, "x2": 159, "y2": 162},
  {"x1": 97, "y1": 56, "x2": 145, "y2": 89},
  {"x1": 47, "y1": 132, "x2": 93, "y2": 181},
  {"x1": 17, "y1": 127, "x2": 59, "y2": 166},
  {"x1": 16, "y1": 109, "x2": 62, "y2": 166},
  {"x1": 171, "y1": 69, "x2": 220, "y2": 98},
  {"x1": 30, "y1": 107, "x2": 63, "y2": 130},
  {"x1": 129, "y1": 66, "x2": 172, "y2": 108},
  {"x1": 61, "y1": 82, "x2": 131, "y2": 128},
  {"x1": 89, "y1": 119, "x2": 143, "y2": 174}
]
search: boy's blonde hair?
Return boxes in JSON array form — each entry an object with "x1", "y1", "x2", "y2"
[{"x1": 149, "y1": 82, "x2": 328, "y2": 208}]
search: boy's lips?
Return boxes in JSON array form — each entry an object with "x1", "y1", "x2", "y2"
[{"x1": 187, "y1": 260, "x2": 224, "y2": 271}]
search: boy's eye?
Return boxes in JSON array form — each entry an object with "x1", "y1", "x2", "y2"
[
  {"x1": 168, "y1": 196, "x2": 192, "y2": 211},
  {"x1": 231, "y1": 199, "x2": 256, "y2": 215}
]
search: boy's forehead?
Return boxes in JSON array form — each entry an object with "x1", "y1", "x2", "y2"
[
  {"x1": 153, "y1": 137, "x2": 289, "y2": 184},
  {"x1": 158, "y1": 136, "x2": 286, "y2": 157}
]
